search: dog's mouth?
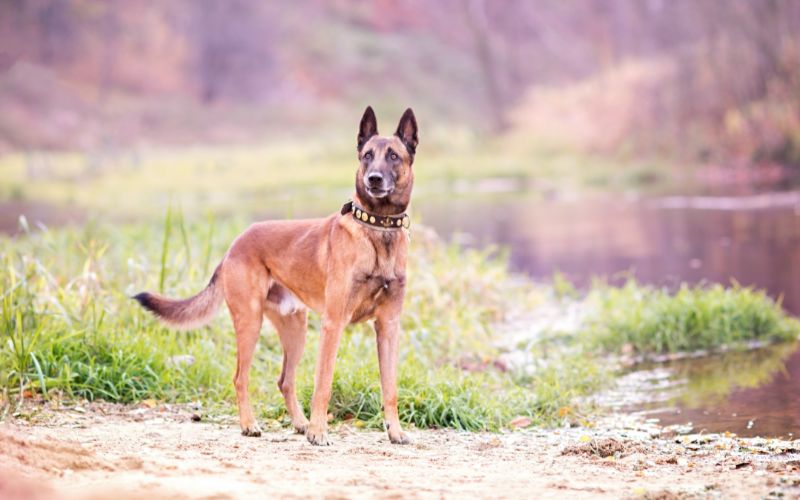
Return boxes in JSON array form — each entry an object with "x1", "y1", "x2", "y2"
[{"x1": 367, "y1": 187, "x2": 392, "y2": 198}]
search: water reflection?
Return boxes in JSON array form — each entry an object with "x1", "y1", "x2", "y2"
[
  {"x1": 628, "y1": 343, "x2": 800, "y2": 438},
  {"x1": 668, "y1": 342, "x2": 797, "y2": 407}
]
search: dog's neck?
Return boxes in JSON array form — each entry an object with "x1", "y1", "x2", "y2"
[
  {"x1": 342, "y1": 198, "x2": 410, "y2": 231},
  {"x1": 352, "y1": 190, "x2": 409, "y2": 217}
]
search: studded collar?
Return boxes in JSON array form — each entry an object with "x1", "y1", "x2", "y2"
[{"x1": 341, "y1": 200, "x2": 410, "y2": 231}]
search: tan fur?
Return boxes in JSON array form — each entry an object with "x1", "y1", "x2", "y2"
[
  {"x1": 135, "y1": 107, "x2": 418, "y2": 446},
  {"x1": 133, "y1": 265, "x2": 224, "y2": 330}
]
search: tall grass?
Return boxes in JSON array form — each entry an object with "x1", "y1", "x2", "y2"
[{"x1": 0, "y1": 219, "x2": 238, "y2": 404}]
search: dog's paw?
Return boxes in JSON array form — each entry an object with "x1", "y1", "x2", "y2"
[
  {"x1": 388, "y1": 430, "x2": 413, "y2": 445},
  {"x1": 241, "y1": 424, "x2": 262, "y2": 437},
  {"x1": 293, "y1": 420, "x2": 309, "y2": 435},
  {"x1": 306, "y1": 425, "x2": 331, "y2": 446}
]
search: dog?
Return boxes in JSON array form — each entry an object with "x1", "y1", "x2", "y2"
[{"x1": 134, "y1": 107, "x2": 418, "y2": 446}]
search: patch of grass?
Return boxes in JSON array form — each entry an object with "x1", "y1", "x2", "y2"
[
  {"x1": 0, "y1": 220, "x2": 243, "y2": 405},
  {"x1": 305, "y1": 347, "x2": 513, "y2": 431},
  {"x1": 582, "y1": 278, "x2": 799, "y2": 355}
]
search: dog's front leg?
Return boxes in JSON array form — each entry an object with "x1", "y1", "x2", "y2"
[
  {"x1": 375, "y1": 315, "x2": 412, "y2": 444},
  {"x1": 306, "y1": 313, "x2": 346, "y2": 446}
]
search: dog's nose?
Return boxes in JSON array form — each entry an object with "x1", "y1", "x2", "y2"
[{"x1": 367, "y1": 173, "x2": 383, "y2": 186}]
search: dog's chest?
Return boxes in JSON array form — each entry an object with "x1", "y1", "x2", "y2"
[
  {"x1": 348, "y1": 234, "x2": 405, "y2": 322},
  {"x1": 349, "y1": 272, "x2": 402, "y2": 323}
]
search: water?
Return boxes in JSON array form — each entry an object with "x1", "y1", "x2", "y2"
[
  {"x1": 605, "y1": 343, "x2": 800, "y2": 438},
  {"x1": 418, "y1": 192, "x2": 800, "y2": 313},
  {"x1": 415, "y1": 191, "x2": 800, "y2": 438}
]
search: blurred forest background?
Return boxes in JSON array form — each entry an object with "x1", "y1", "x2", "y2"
[{"x1": 2, "y1": 0, "x2": 799, "y2": 167}]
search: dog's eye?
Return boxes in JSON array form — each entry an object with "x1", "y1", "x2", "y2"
[
  {"x1": 390, "y1": 152, "x2": 399, "y2": 161},
  {"x1": 363, "y1": 151, "x2": 373, "y2": 161}
]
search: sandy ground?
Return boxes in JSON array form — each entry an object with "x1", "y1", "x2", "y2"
[{"x1": 1, "y1": 403, "x2": 799, "y2": 499}]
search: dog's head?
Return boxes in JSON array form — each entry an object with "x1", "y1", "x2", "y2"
[{"x1": 354, "y1": 106, "x2": 417, "y2": 215}]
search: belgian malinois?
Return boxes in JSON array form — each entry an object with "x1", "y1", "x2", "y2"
[{"x1": 134, "y1": 107, "x2": 418, "y2": 445}]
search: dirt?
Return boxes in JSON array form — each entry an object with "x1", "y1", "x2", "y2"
[
  {"x1": 561, "y1": 437, "x2": 646, "y2": 459},
  {"x1": 1, "y1": 403, "x2": 799, "y2": 499}
]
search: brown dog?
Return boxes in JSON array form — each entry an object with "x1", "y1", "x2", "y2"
[{"x1": 134, "y1": 107, "x2": 418, "y2": 446}]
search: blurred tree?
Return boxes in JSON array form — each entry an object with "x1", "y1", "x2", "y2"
[
  {"x1": 1, "y1": 0, "x2": 798, "y2": 163},
  {"x1": 38, "y1": 0, "x2": 76, "y2": 64},
  {"x1": 461, "y1": 0, "x2": 506, "y2": 131},
  {"x1": 187, "y1": 0, "x2": 277, "y2": 103}
]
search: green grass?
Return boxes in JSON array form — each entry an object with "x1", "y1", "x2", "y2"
[{"x1": 582, "y1": 278, "x2": 799, "y2": 355}]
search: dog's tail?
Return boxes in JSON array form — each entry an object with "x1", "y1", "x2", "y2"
[{"x1": 133, "y1": 264, "x2": 224, "y2": 330}]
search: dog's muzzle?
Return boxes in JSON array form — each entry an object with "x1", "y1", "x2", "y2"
[{"x1": 364, "y1": 172, "x2": 393, "y2": 198}]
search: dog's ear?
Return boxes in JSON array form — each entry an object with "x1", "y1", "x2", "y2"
[
  {"x1": 357, "y1": 106, "x2": 378, "y2": 152},
  {"x1": 395, "y1": 108, "x2": 418, "y2": 156}
]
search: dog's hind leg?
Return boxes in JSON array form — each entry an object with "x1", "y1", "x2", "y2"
[
  {"x1": 223, "y1": 258, "x2": 267, "y2": 437},
  {"x1": 265, "y1": 306, "x2": 309, "y2": 434}
]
